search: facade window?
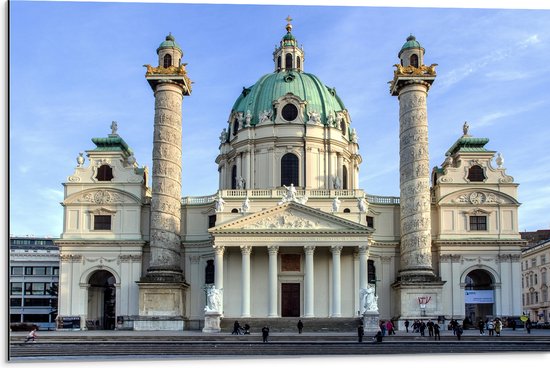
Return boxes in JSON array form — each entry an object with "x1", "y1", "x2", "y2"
[
  {"x1": 208, "y1": 215, "x2": 216, "y2": 228},
  {"x1": 231, "y1": 208, "x2": 239, "y2": 213},
  {"x1": 233, "y1": 119, "x2": 239, "y2": 135},
  {"x1": 342, "y1": 165, "x2": 348, "y2": 190},
  {"x1": 24, "y1": 298, "x2": 51, "y2": 307},
  {"x1": 367, "y1": 260, "x2": 376, "y2": 284},
  {"x1": 535, "y1": 274, "x2": 538, "y2": 285},
  {"x1": 542, "y1": 270, "x2": 547, "y2": 284},
  {"x1": 467, "y1": 165, "x2": 485, "y2": 182},
  {"x1": 542, "y1": 287, "x2": 548, "y2": 303},
  {"x1": 53, "y1": 267, "x2": 59, "y2": 276},
  {"x1": 522, "y1": 277, "x2": 524, "y2": 288},
  {"x1": 469, "y1": 216, "x2": 487, "y2": 231},
  {"x1": 32, "y1": 267, "x2": 47, "y2": 276},
  {"x1": 231, "y1": 166, "x2": 237, "y2": 189},
  {"x1": 366, "y1": 216, "x2": 374, "y2": 228},
  {"x1": 340, "y1": 119, "x2": 346, "y2": 134},
  {"x1": 285, "y1": 53, "x2": 292, "y2": 69},
  {"x1": 277, "y1": 56, "x2": 281, "y2": 70},
  {"x1": 343, "y1": 208, "x2": 351, "y2": 213},
  {"x1": 10, "y1": 282, "x2": 23, "y2": 295},
  {"x1": 11, "y1": 267, "x2": 23, "y2": 275},
  {"x1": 94, "y1": 215, "x2": 112, "y2": 231},
  {"x1": 281, "y1": 103, "x2": 298, "y2": 121},
  {"x1": 297, "y1": 56, "x2": 301, "y2": 69},
  {"x1": 10, "y1": 298, "x2": 22, "y2": 307},
  {"x1": 25, "y1": 267, "x2": 33, "y2": 275},
  {"x1": 23, "y1": 314, "x2": 50, "y2": 323},
  {"x1": 532, "y1": 258, "x2": 537, "y2": 267},
  {"x1": 96, "y1": 164, "x2": 114, "y2": 181},
  {"x1": 24, "y1": 282, "x2": 48, "y2": 295},
  {"x1": 530, "y1": 274, "x2": 534, "y2": 286},
  {"x1": 205, "y1": 260, "x2": 215, "y2": 284},
  {"x1": 163, "y1": 54, "x2": 172, "y2": 68},
  {"x1": 11, "y1": 314, "x2": 21, "y2": 323},
  {"x1": 281, "y1": 153, "x2": 299, "y2": 187},
  {"x1": 410, "y1": 54, "x2": 419, "y2": 68},
  {"x1": 542, "y1": 254, "x2": 546, "y2": 264}
]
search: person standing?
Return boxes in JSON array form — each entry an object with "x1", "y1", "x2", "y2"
[
  {"x1": 433, "y1": 322, "x2": 441, "y2": 341},
  {"x1": 419, "y1": 321, "x2": 426, "y2": 337},
  {"x1": 404, "y1": 319, "x2": 410, "y2": 333},
  {"x1": 487, "y1": 319, "x2": 495, "y2": 336},
  {"x1": 261, "y1": 325, "x2": 270, "y2": 343},
  {"x1": 427, "y1": 319, "x2": 435, "y2": 337},
  {"x1": 495, "y1": 319, "x2": 502, "y2": 337},
  {"x1": 297, "y1": 320, "x2": 304, "y2": 334},
  {"x1": 456, "y1": 324, "x2": 463, "y2": 340},
  {"x1": 526, "y1": 319, "x2": 532, "y2": 334},
  {"x1": 357, "y1": 324, "x2": 364, "y2": 343}
]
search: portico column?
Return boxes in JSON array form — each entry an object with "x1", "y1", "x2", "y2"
[
  {"x1": 214, "y1": 245, "x2": 224, "y2": 311},
  {"x1": 267, "y1": 245, "x2": 279, "y2": 317},
  {"x1": 304, "y1": 246, "x2": 316, "y2": 317},
  {"x1": 358, "y1": 244, "x2": 369, "y2": 290},
  {"x1": 331, "y1": 245, "x2": 343, "y2": 317},
  {"x1": 240, "y1": 245, "x2": 252, "y2": 317}
]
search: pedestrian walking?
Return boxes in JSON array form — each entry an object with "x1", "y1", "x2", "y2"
[
  {"x1": 419, "y1": 321, "x2": 426, "y2": 337},
  {"x1": 379, "y1": 321, "x2": 386, "y2": 336},
  {"x1": 24, "y1": 328, "x2": 37, "y2": 343},
  {"x1": 404, "y1": 319, "x2": 410, "y2": 333},
  {"x1": 526, "y1": 319, "x2": 532, "y2": 334},
  {"x1": 261, "y1": 325, "x2": 270, "y2": 343},
  {"x1": 232, "y1": 320, "x2": 242, "y2": 335},
  {"x1": 434, "y1": 322, "x2": 441, "y2": 340},
  {"x1": 478, "y1": 319, "x2": 485, "y2": 335},
  {"x1": 357, "y1": 324, "x2": 364, "y2": 343},
  {"x1": 297, "y1": 319, "x2": 304, "y2": 334}
]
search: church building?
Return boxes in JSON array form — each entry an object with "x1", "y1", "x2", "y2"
[{"x1": 55, "y1": 20, "x2": 524, "y2": 331}]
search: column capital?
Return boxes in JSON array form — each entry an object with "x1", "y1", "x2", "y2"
[
  {"x1": 304, "y1": 245, "x2": 316, "y2": 255},
  {"x1": 267, "y1": 245, "x2": 279, "y2": 255},
  {"x1": 358, "y1": 244, "x2": 369, "y2": 255},
  {"x1": 330, "y1": 245, "x2": 343, "y2": 254},
  {"x1": 213, "y1": 245, "x2": 225, "y2": 256},
  {"x1": 240, "y1": 245, "x2": 252, "y2": 255}
]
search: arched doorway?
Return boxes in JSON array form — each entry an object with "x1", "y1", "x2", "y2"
[
  {"x1": 464, "y1": 269, "x2": 495, "y2": 327},
  {"x1": 87, "y1": 270, "x2": 116, "y2": 330}
]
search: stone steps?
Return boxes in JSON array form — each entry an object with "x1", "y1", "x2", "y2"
[{"x1": 220, "y1": 317, "x2": 362, "y2": 333}]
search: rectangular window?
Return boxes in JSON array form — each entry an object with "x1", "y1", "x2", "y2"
[
  {"x1": 25, "y1": 283, "x2": 47, "y2": 295},
  {"x1": 25, "y1": 267, "x2": 33, "y2": 275},
  {"x1": 24, "y1": 298, "x2": 51, "y2": 307},
  {"x1": 10, "y1": 314, "x2": 21, "y2": 323},
  {"x1": 469, "y1": 216, "x2": 487, "y2": 231},
  {"x1": 208, "y1": 215, "x2": 216, "y2": 229},
  {"x1": 10, "y1": 282, "x2": 23, "y2": 295},
  {"x1": 366, "y1": 216, "x2": 374, "y2": 228},
  {"x1": 53, "y1": 267, "x2": 59, "y2": 276},
  {"x1": 23, "y1": 314, "x2": 50, "y2": 323},
  {"x1": 10, "y1": 298, "x2": 22, "y2": 307},
  {"x1": 531, "y1": 258, "x2": 537, "y2": 267},
  {"x1": 33, "y1": 267, "x2": 47, "y2": 276},
  {"x1": 542, "y1": 255, "x2": 546, "y2": 264},
  {"x1": 11, "y1": 267, "x2": 23, "y2": 275},
  {"x1": 94, "y1": 215, "x2": 112, "y2": 230}
]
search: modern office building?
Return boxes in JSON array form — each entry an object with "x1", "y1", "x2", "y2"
[{"x1": 9, "y1": 236, "x2": 60, "y2": 330}]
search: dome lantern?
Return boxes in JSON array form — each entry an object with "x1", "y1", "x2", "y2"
[{"x1": 273, "y1": 16, "x2": 305, "y2": 72}]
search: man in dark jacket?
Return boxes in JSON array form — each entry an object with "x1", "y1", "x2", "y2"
[
  {"x1": 357, "y1": 324, "x2": 364, "y2": 343},
  {"x1": 262, "y1": 325, "x2": 270, "y2": 343}
]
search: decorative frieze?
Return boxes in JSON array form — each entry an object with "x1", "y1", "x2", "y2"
[
  {"x1": 60, "y1": 254, "x2": 83, "y2": 263},
  {"x1": 78, "y1": 190, "x2": 123, "y2": 204}
]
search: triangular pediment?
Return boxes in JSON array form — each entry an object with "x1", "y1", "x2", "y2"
[{"x1": 210, "y1": 201, "x2": 371, "y2": 234}]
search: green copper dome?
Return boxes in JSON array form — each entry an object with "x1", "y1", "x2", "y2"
[
  {"x1": 231, "y1": 71, "x2": 346, "y2": 126},
  {"x1": 157, "y1": 33, "x2": 182, "y2": 54},
  {"x1": 398, "y1": 34, "x2": 424, "y2": 57}
]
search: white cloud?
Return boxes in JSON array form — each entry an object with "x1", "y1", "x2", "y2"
[{"x1": 475, "y1": 100, "x2": 546, "y2": 127}]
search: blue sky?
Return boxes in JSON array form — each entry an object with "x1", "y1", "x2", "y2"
[{"x1": 8, "y1": 1, "x2": 550, "y2": 237}]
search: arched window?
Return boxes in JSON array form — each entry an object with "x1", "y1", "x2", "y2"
[
  {"x1": 285, "y1": 53, "x2": 292, "y2": 69},
  {"x1": 410, "y1": 54, "x2": 419, "y2": 68},
  {"x1": 96, "y1": 165, "x2": 113, "y2": 181},
  {"x1": 343, "y1": 208, "x2": 350, "y2": 213},
  {"x1": 231, "y1": 166, "x2": 237, "y2": 189},
  {"x1": 342, "y1": 165, "x2": 348, "y2": 190},
  {"x1": 233, "y1": 118, "x2": 239, "y2": 136},
  {"x1": 297, "y1": 56, "x2": 301, "y2": 70},
  {"x1": 468, "y1": 165, "x2": 485, "y2": 182},
  {"x1": 277, "y1": 56, "x2": 282, "y2": 70},
  {"x1": 231, "y1": 208, "x2": 239, "y2": 213},
  {"x1": 205, "y1": 260, "x2": 215, "y2": 284},
  {"x1": 340, "y1": 119, "x2": 346, "y2": 134},
  {"x1": 163, "y1": 54, "x2": 172, "y2": 68},
  {"x1": 281, "y1": 153, "x2": 299, "y2": 187}
]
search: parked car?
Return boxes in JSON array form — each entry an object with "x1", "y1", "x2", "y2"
[{"x1": 534, "y1": 321, "x2": 550, "y2": 329}]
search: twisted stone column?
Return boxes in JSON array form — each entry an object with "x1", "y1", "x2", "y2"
[
  {"x1": 398, "y1": 83, "x2": 434, "y2": 278},
  {"x1": 148, "y1": 82, "x2": 185, "y2": 280}
]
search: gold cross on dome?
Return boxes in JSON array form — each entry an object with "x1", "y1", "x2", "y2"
[{"x1": 286, "y1": 15, "x2": 292, "y2": 24}]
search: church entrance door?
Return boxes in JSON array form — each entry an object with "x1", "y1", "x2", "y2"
[
  {"x1": 87, "y1": 270, "x2": 116, "y2": 330},
  {"x1": 281, "y1": 283, "x2": 300, "y2": 317}
]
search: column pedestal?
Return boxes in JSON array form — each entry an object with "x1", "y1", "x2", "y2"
[
  {"x1": 202, "y1": 311, "x2": 222, "y2": 333},
  {"x1": 134, "y1": 282, "x2": 188, "y2": 330},
  {"x1": 362, "y1": 311, "x2": 380, "y2": 334}
]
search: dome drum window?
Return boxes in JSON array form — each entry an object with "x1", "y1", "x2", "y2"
[{"x1": 281, "y1": 103, "x2": 299, "y2": 122}]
